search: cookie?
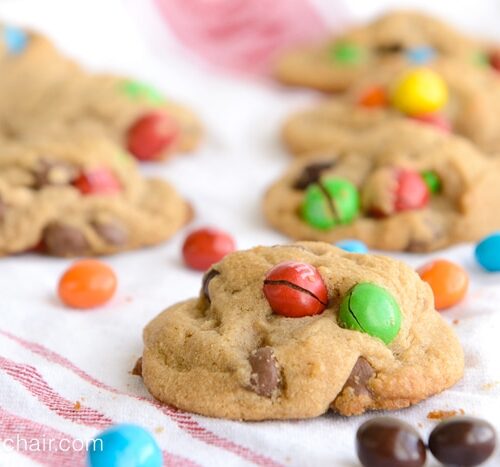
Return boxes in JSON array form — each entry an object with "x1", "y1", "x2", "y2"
[
  {"x1": 274, "y1": 10, "x2": 491, "y2": 92},
  {"x1": 267, "y1": 120, "x2": 500, "y2": 251},
  {"x1": 0, "y1": 137, "x2": 191, "y2": 256},
  {"x1": 141, "y1": 242, "x2": 464, "y2": 420},
  {"x1": 0, "y1": 25, "x2": 202, "y2": 161}
]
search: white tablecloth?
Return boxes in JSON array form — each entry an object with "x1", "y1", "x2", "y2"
[{"x1": 0, "y1": 0, "x2": 499, "y2": 465}]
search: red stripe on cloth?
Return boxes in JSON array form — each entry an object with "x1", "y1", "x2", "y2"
[
  {"x1": 0, "y1": 405, "x2": 86, "y2": 467},
  {"x1": 154, "y1": 0, "x2": 332, "y2": 74},
  {"x1": 0, "y1": 329, "x2": 283, "y2": 467}
]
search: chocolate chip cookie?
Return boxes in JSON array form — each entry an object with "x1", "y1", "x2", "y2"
[
  {"x1": 141, "y1": 242, "x2": 464, "y2": 420},
  {"x1": 0, "y1": 136, "x2": 191, "y2": 256},
  {"x1": 274, "y1": 10, "x2": 492, "y2": 92},
  {"x1": 0, "y1": 24, "x2": 202, "y2": 161},
  {"x1": 267, "y1": 120, "x2": 500, "y2": 251}
]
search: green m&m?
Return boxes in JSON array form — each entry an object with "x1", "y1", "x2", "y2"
[
  {"x1": 421, "y1": 170, "x2": 441, "y2": 194},
  {"x1": 121, "y1": 80, "x2": 165, "y2": 105},
  {"x1": 338, "y1": 283, "x2": 401, "y2": 344},
  {"x1": 301, "y1": 177, "x2": 360, "y2": 230},
  {"x1": 330, "y1": 41, "x2": 364, "y2": 64}
]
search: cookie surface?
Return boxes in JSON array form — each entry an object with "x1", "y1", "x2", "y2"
[
  {"x1": 268, "y1": 120, "x2": 500, "y2": 251},
  {"x1": 142, "y1": 242, "x2": 464, "y2": 420},
  {"x1": 274, "y1": 10, "x2": 488, "y2": 92},
  {"x1": 0, "y1": 25, "x2": 202, "y2": 159},
  {"x1": 0, "y1": 137, "x2": 191, "y2": 256}
]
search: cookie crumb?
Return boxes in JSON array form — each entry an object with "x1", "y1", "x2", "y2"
[
  {"x1": 453, "y1": 319, "x2": 460, "y2": 325},
  {"x1": 155, "y1": 426, "x2": 164, "y2": 434},
  {"x1": 427, "y1": 409, "x2": 464, "y2": 420},
  {"x1": 74, "y1": 401, "x2": 81, "y2": 411},
  {"x1": 481, "y1": 381, "x2": 499, "y2": 391}
]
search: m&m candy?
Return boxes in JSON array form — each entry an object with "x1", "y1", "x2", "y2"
[
  {"x1": 73, "y1": 168, "x2": 121, "y2": 195},
  {"x1": 3, "y1": 26, "x2": 28, "y2": 54},
  {"x1": 410, "y1": 113, "x2": 451, "y2": 133},
  {"x1": 182, "y1": 228, "x2": 236, "y2": 271},
  {"x1": 475, "y1": 232, "x2": 500, "y2": 272},
  {"x1": 58, "y1": 259, "x2": 117, "y2": 309},
  {"x1": 339, "y1": 283, "x2": 401, "y2": 344},
  {"x1": 263, "y1": 261, "x2": 328, "y2": 318},
  {"x1": 122, "y1": 80, "x2": 165, "y2": 105},
  {"x1": 126, "y1": 112, "x2": 180, "y2": 161},
  {"x1": 489, "y1": 50, "x2": 500, "y2": 72},
  {"x1": 358, "y1": 86, "x2": 388, "y2": 108},
  {"x1": 418, "y1": 259, "x2": 468, "y2": 310},
  {"x1": 391, "y1": 68, "x2": 448, "y2": 115},
  {"x1": 330, "y1": 42, "x2": 364, "y2": 64},
  {"x1": 336, "y1": 239, "x2": 368, "y2": 254},
  {"x1": 421, "y1": 170, "x2": 442, "y2": 194},
  {"x1": 87, "y1": 424, "x2": 162, "y2": 467},
  {"x1": 302, "y1": 178, "x2": 360, "y2": 230},
  {"x1": 406, "y1": 46, "x2": 436, "y2": 65}
]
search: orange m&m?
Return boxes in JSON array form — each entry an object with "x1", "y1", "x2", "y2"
[
  {"x1": 417, "y1": 259, "x2": 468, "y2": 310},
  {"x1": 58, "y1": 259, "x2": 117, "y2": 309}
]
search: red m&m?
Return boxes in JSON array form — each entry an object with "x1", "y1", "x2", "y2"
[
  {"x1": 394, "y1": 169, "x2": 430, "y2": 212},
  {"x1": 263, "y1": 261, "x2": 328, "y2": 318},
  {"x1": 126, "y1": 112, "x2": 180, "y2": 161},
  {"x1": 182, "y1": 228, "x2": 236, "y2": 271},
  {"x1": 73, "y1": 168, "x2": 121, "y2": 195}
]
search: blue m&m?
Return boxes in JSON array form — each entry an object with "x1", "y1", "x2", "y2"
[
  {"x1": 475, "y1": 233, "x2": 500, "y2": 272},
  {"x1": 3, "y1": 26, "x2": 28, "y2": 54},
  {"x1": 87, "y1": 424, "x2": 162, "y2": 467},
  {"x1": 406, "y1": 46, "x2": 436, "y2": 64},
  {"x1": 336, "y1": 239, "x2": 368, "y2": 254}
]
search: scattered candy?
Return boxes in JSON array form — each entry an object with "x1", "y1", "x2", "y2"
[
  {"x1": 358, "y1": 86, "x2": 387, "y2": 108},
  {"x1": 356, "y1": 417, "x2": 426, "y2": 467},
  {"x1": 122, "y1": 80, "x2": 165, "y2": 105},
  {"x1": 126, "y1": 112, "x2": 180, "y2": 161},
  {"x1": 339, "y1": 283, "x2": 401, "y2": 344},
  {"x1": 330, "y1": 42, "x2": 364, "y2": 64},
  {"x1": 391, "y1": 68, "x2": 448, "y2": 115},
  {"x1": 475, "y1": 232, "x2": 500, "y2": 272},
  {"x1": 3, "y1": 26, "x2": 28, "y2": 54},
  {"x1": 58, "y1": 259, "x2": 117, "y2": 309},
  {"x1": 73, "y1": 168, "x2": 121, "y2": 195},
  {"x1": 489, "y1": 50, "x2": 500, "y2": 72},
  {"x1": 428, "y1": 417, "x2": 496, "y2": 467},
  {"x1": 182, "y1": 228, "x2": 236, "y2": 271},
  {"x1": 421, "y1": 170, "x2": 442, "y2": 194},
  {"x1": 263, "y1": 261, "x2": 328, "y2": 318},
  {"x1": 336, "y1": 239, "x2": 368, "y2": 254},
  {"x1": 301, "y1": 177, "x2": 360, "y2": 230},
  {"x1": 406, "y1": 45, "x2": 436, "y2": 65},
  {"x1": 87, "y1": 424, "x2": 162, "y2": 467},
  {"x1": 418, "y1": 259, "x2": 468, "y2": 310},
  {"x1": 410, "y1": 113, "x2": 451, "y2": 133}
]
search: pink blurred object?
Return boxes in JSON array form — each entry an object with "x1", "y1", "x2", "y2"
[{"x1": 154, "y1": 0, "x2": 345, "y2": 74}]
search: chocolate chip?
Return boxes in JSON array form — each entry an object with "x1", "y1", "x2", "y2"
[
  {"x1": 293, "y1": 161, "x2": 335, "y2": 190},
  {"x1": 32, "y1": 160, "x2": 77, "y2": 189},
  {"x1": 429, "y1": 416, "x2": 496, "y2": 467},
  {"x1": 43, "y1": 222, "x2": 90, "y2": 257},
  {"x1": 356, "y1": 417, "x2": 426, "y2": 467},
  {"x1": 131, "y1": 358, "x2": 143, "y2": 377},
  {"x1": 375, "y1": 43, "x2": 405, "y2": 55},
  {"x1": 201, "y1": 269, "x2": 220, "y2": 303},
  {"x1": 248, "y1": 346, "x2": 280, "y2": 397},
  {"x1": 93, "y1": 220, "x2": 128, "y2": 246},
  {"x1": 342, "y1": 357, "x2": 374, "y2": 397}
]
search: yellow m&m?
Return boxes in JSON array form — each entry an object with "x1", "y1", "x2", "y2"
[{"x1": 391, "y1": 68, "x2": 448, "y2": 115}]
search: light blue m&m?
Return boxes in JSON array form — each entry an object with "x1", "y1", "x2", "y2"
[
  {"x1": 3, "y1": 26, "x2": 28, "y2": 54},
  {"x1": 406, "y1": 46, "x2": 436, "y2": 65},
  {"x1": 336, "y1": 239, "x2": 368, "y2": 254},
  {"x1": 88, "y1": 424, "x2": 162, "y2": 467},
  {"x1": 475, "y1": 233, "x2": 500, "y2": 272}
]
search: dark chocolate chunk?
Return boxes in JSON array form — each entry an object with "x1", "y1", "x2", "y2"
[
  {"x1": 131, "y1": 357, "x2": 143, "y2": 377},
  {"x1": 293, "y1": 161, "x2": 335, "y2": 190},
  {"x1": 32, "y1": 160, "x2": 77, "y2": 189},
  {"x1": 43, "y1": 222, "x2": 90, "y2": 257},
  {"x1": 356, "y1": 417, "x2": 426, "y2": 467},
  {"x1": 201, "y1": 269, "x2": 220, "y2": 303},
  {"x1": 248, "y1": 346, "x2": 280, "y2": 397},
  {"x1": 342, "y1": 357, "x2": 374, "y2": 396},
  {"x1": 429, "y1": 416, "x2": 496, "y2": 467},
  {"x1": 93, "y1": 220, "x2": 128, "y2": 246},
  {"x1": 375, "y1": 43, "x2": 405, "y2": 55}
]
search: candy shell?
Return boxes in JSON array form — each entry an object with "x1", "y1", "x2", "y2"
[
  {"x1": 406, "y1": 46, "x2": 436, "y2": 64},
  {"x1": 475, "y1": 233, "x2": 500, "y2": 272},
  {"x1": 3, "y1": 26, "x2": 28, "y2": 54},
  {"x1": 87, "y1": 424, "x2": 162, "y2": 467},
  {"x1": 336, "y1": 239, "x2": 368, "y2": 254},
  {"x1": 330, "y1": 42, "x2": 364, "y2": 64}
]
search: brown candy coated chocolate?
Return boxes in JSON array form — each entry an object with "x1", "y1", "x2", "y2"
[
  {"x1": 248, "y1": 346, "x2": 280, "y2": 398},
  {"x1": 93, "y1": 220, "x2": 128, "y2": 246},
  {"x1": 293, "y1": 161, "x2": 335, "y2": 190},
  {"x1": 201, "y1": 269, "x2": 220, "y2": 303},
  {"x1": 342, "y1": 357, "x2": 374, "y2": 397},
  {"x1": 429, "y1": 416, "x2": 497, "y2": 467},
  {"x1": 43, "y1": 222, "x2": 90, "y2": 257},
  {"x1": 356, "y1": 417, "x2": 426, "y2": 467}
]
